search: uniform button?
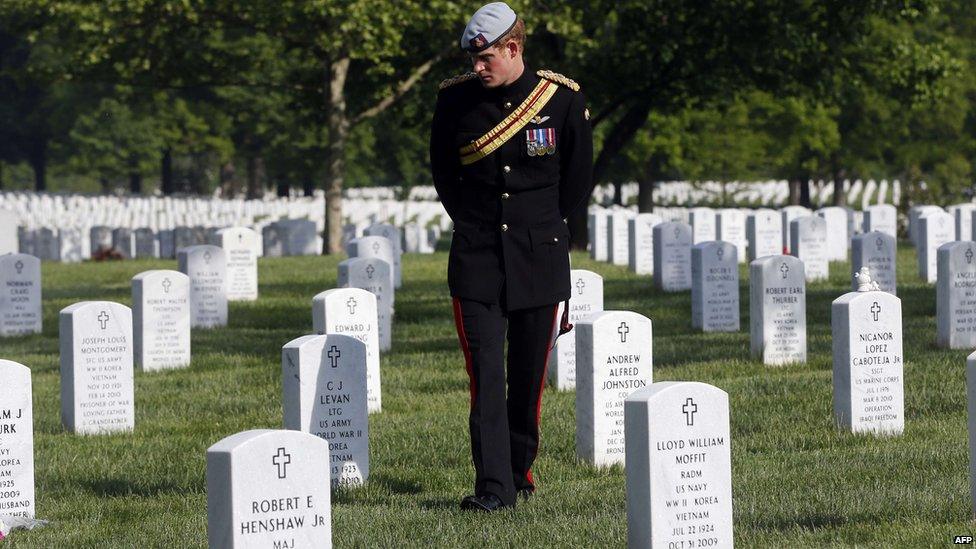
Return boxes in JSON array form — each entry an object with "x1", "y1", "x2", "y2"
[
  {"x1": 504, "y1": 101, "x2": 512, "y2": 109},
  {"x1": 501, "y1": 193, "x2": 510, "y2": 199},
  {"x1": 501, "y1": 224, "x2": 509, "y2": 232},
  {"x1": 503, "y1": 165, "x2": 511, "y2": 173}
]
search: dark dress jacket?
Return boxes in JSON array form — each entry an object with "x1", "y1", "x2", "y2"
[{"x1": 429, "y1": 67, "x2": 594, "y2": 310}]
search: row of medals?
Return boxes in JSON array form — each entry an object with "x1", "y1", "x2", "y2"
[{"x1": 526, "y1": 141, "x2": 556, "y2": 157}]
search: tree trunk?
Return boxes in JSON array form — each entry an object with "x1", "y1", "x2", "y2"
[
  {"x1": 161, "y1": 148, "x2": 174, "y2": 195},
  {"x1": 637, "y1": 180, "x2": 655, "y2": 212},
  {"x1": 324, "y1": 56, "x2": 351, "y2": 254},
  {"x1": 799, "y1": 178, "x2": 811, "y2": 208},
  {"x1": 788, "y1": 179, "x2": 801, "y2": 205},
  {"x1": 29, "y1": 141, "x2": 46, "y2": 192},
  {"x1": 276, "y1": 180, "x2": 290, "y2": 197},
  {"x1": 613, "y1": 181, "x2": 623, "y2": 205},
  {"x1": 246, "y1": 155, "x2": 265, "y2": 199},
  {"x1": 303, "y1": 174, "x2": 315, "y2": 197},
  {"x1": 129, "y1": 172, "x2": 142, "y2": 194},
  {"x1": 100, "y1": 177, "x2": 111, "y2": 193},
  {"x1": 831, "y1": 158, "x2": 846, "y2": 207}
]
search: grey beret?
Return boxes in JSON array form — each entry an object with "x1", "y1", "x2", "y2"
[{"x1": 460, "y1": 2, "x2": 518, "y2": 53}]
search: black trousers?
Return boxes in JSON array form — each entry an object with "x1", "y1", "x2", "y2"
[{"x1": 452, "y1": 297, "x2": 559, "y2": 506}]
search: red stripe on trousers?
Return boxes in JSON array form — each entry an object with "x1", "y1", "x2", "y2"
[
  {"x1": 526, "y1": 303, "x2": 561, "y2": 487},
  {"x1": 452, "y1": 298, "x2": 476, "y2": 408}
]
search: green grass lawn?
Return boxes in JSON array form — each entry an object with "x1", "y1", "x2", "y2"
[{"x1": 2, "y1": 245, "x2": 973, "y2": 547}]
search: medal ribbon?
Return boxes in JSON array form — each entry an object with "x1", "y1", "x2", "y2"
[{"x1": 459, "y1": 79, "x2": 558, "y2": 166}]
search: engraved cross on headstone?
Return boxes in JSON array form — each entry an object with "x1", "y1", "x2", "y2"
[
  {"x1": 327, "y1": 345, "x2": 341, "y2": 368},
  {"x1": 673, "y1": 226, "x2": 680, "y2": 239},
  {"x1": 716, "y1": 246, "x2": 724, "y2": 260},
  {"x1": 14, "y1": 260, "x2": 23, "y2": 274},
  {"x1": 203, "y1": 250, "x2": 212, "y2": 264},
  {"x1": 238, "y1": 233, "x2": 243, "y2": 244},
  {"x1": 780, "y1": 262, "x2": 789, "y2": 279},
  {"x1": 97, "y1": 311, "x2": 109, "y2": 330},
  {"x1": 682, "y1": 397, "x2": 698, "y2": 426},
  {"x1": 876, "y1": 237, "x2": 884, "y2": 250},
  {"x1": 372, "y1": 241, "x2": 381, "y2": 254},
  {"x1": 162, "y1": 278, "x2": 172, "y2": 293},
  {"x1": 346, "y1": 297, "x2": 358, "y2": 314},
  {"x1": 575, "y1": 278, "x2": 586, "y2": 296},
  {"x1": 967, "y1": 248, "x2": 974, "y2": 265},
  {"x1": 272, "y1": 447, "x2": 291, "y2": 479},
  {"x1": 365, "y1": 264, "x2": 375, "y2": 279},
  {"x1": 618, "y1": 322, "x2": 629, "y2": 343},
  {"x1": 870, "y1": 301, "x2": 881, "y2": 322}
]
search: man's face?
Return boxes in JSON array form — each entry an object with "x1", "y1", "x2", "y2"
[{"x1": 470, "y1": 42, "x2": 518, "y2": 88}]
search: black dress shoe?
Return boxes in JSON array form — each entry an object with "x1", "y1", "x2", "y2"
[
  {"x1": 460, "y1": 493, "x2": 511, "y2": 512},
  {"x1": 516, "y1": 488, "x2": 534, "y2": 501}
]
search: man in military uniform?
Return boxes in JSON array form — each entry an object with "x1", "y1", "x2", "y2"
[{"x1": 429, "y1": 2, "x2": 593, "y2": 512}]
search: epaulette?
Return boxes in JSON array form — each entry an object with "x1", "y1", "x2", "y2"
[
  {"x1": 537, "y1": 69, "x2": 580, "y2": 92},
  {"x1": 439, "y1": 72, "x2": 478, "y2": 90}
]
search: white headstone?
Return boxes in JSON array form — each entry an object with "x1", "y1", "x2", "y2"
[
  {"x1": 312, "y1": 288, "x2": 381, "y2": 413},
  {"x1": 0, "y1": 254, "x2": 41, "y2": 336},
  {"x1": 653, "y1": 222, "x2": 692, "y2": 292},
  {"x1": 282, "y1": 334, "x2": 369, "y2": 488},
  {"x1": 628, "y1": 213, "x2": 662, "y2": 275},
  {"x1": 832, "y1": 289, "x2": 903, "y2": 435},
  {"x1": 851, "y1": 232, "x2": 897, "y2": 294},
  {"x1": 346, "y1": 236, "x2": 396, "y2": 307},
  {"x1": 206, "y1": 429, "x2": 332, "y2": 549},
  {"x1": 132, "y1": 270, "x2": 191, "y2": 371},
  {"x1": 608, "y1": 210, "x2": 631, "y2": 266},
  {"x1": 337, "y1": 257, "x2": 392, "y2": 352},
  {"x1": 937, "y1": 241, "x2": 976, "y2": 349},
  {"x1": 817, "y1": 206, "x2": 849, "y2": 261},
  {"x1": 691, "y1": 241, "x2": 739, "y2": 332},
  {"x1": 576, "y1": 310, "x2": 653, "y2": 466},
  {"x1": 589, "y1": 210, "x2": 609, "y2": 262},
  {"x1": 549, "y1": 270, "x2": 604, "y2": 390},
  {"x1": 789, "y1": 216, "x2": 828, "y2": 282},
  {"x1": 178, "y1": 245, "x2": 228, "y2": 328},
  {"x1": 919, "y1": 211, "x2": 954, "y2": 284},
  {"x1": 59, "y1": 301, "x2": 135, "y2": 434},
  {"x1": 364, "y1": 223, "x2": 403, "y2": 288},
  {"x1": 688, "y1": 207, "x2": 716, "y2": 245},
  {"x1": 954, "y1": 203, "x2": 976, "y2": 241},
  {"x1": 716, "y1": 209, "x2": 747, "y2": 263},
  {"x1": 781, "y1": 206, "x2": 811, "y2": 253},
  {"x1": 0, "y1": 210, "x2": 18, "y2": 255},
  {"x1": 746, "y1": 209, "x2": 782, "y2": 261},
  {"x1": 219, "y1": 227, "x2": 259, "y2": 301},
  {"x1": 749, "y1": 255, "x2": 806, "y2": 365},
  {"x1": 862, "y1": 204, "x2": 897, "y2": 239},
  {"x1": 625, "y1": 382, "x2": 733, "y2": 549},
  {"x1": 0, "y1": 360, "x2": 35, "y2": 518}
]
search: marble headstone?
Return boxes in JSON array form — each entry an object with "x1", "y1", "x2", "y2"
[
  {"x1": 749, "y1": 255, "x2": 806, "y2": 365},
  {"x1": 218, "y1": 227, "x2": 259, "y2": 301},
  {"x1": 0, "y1": 360, "x2": 35, "y2": 518},
  {"x1": 817, "y1": 206, "x2": 849, "y2": 262},
  {"x1": 283, "y1": 334, "x2": 369, "y2": 488},
  {"x1": 862, "y1": 204, "x2": 897, "y2": 239},
  {"x1": 716, "y1": 209, "x2": 747, "y2": 263},
  {"x1": 132, "y1": 270, "x2": 191, "y2": 371},
  {"x1": 59, "y1": 301, "x2": 135, "y2": 434},
  {"x1": 937, "y1": 241, "x2": 976, "y2": 349},
  {"x1": 851, "y1": 232, "x2": 897, "y2": 295},
  {"x1": 746, "y1": 209, "x2": 782, "y2": 261},
  {"x1": 832, "y1": 289, "x2": 904, "y2": 435},
  {"x1": 589, "y1": 210, "x2": 609, "y2": 262},
  {"x1": 629, "y1": 213, "x2": 662, "y2": 275},
  {"x1": 549, "y1": 270, "x2": 604, "y2": 390},
  {"x1": 691, "y1": 241, "x2": 739, "y2": 332},
  {"x1": 919, "y1": 211, "x2": 954, "y2": 284},
  {"x1": 337, "y1": 257, "x2": 392, "y2": 352},
  {"x1": 206, "y1": 429, "x2": 332, "y2": 548},
  {"x1": 178, "y1": 245, "x2": 228, "y2": 329},
  {"x1": 312, "y1": 288, "x2": 382, "y2": 413},
  {"x1": 688, "y1": 207, "x2": 716, "y2": 245},
  {"x1": 653, "y1": 222, "x2": 692, "y2": 292},
  {"x1": 576, "y1": 310, "x2": 653, "y2": 466},
  {"x1": 789, "y1": 216, "x2": 828, "y2": 282},
  {"x1": 364, "y1": 223, "x2": 403, "y2": 288},
  {"x1": 625, "y1": 382, "x2": 733, "y2": 549},
  {"x1": 0, "y1": 254, "x2": 41, "y2": 336},
  {"x1": 608, "y1": 210, "x2": 631, "y2": 266}
]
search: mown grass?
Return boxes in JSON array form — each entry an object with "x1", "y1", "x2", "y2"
[{"x1": 2, "y1": 245, "x2": 973, "y2": 547}]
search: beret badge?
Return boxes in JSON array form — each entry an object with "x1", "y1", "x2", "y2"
[{"x1": 470, "y1": 33, "x2": 488, "y2": 50}]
